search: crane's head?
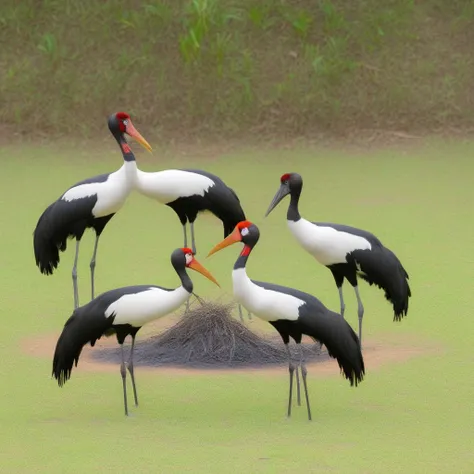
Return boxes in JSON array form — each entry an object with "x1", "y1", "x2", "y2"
[
  {"x1": 107, "y1": 112, "x2": 153, "y2": 152},
  {"x1": 171, "y1": 248, "x2": 220, "y2": 287},
  {"x1": 207, "y1": 221, "x2": 260, "y2": 257},
  {"x1": 264, "y1": 172, "x2": 303, "y2": 217}
]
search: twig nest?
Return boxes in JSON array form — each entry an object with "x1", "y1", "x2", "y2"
[{"x1": 93, "y1": 299, "x2": 328, "y2": 369}]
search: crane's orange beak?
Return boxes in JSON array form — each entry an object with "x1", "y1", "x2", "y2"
[
  {"x1": 125, "y1": 120, "x2": 153, "y2": 152},
  {"x1": 188, "y1": 258, "x2": 220, "y2": 287},
  {"x1": 207, "y1": 226, "x2": 242, "y2": 257}
]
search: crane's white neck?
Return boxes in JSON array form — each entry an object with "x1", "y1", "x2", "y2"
[
  {"x1": 231, "y1": 268, "x2": 302, "y2": 322},
  {"x1": 232, "y1": 267, "x2": 253, "y2": 305},
  {"x1": 118, "y1": 160, "x2": 138, "y2": 187}
]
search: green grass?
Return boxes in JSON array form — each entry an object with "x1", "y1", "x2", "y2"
[
  {"x1": 1, "y1": 140, "x2": 474, "y2": 472},
  {"x1": 1, "y1": 0, "x2": 474, "y2": 137}
]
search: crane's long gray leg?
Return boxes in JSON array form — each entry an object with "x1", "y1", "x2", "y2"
[
  {"x1": 237, "y1": 304, "x2": 252, "y2": 322},
  {"x1": 285, "y1": 343, "x2": 296, "y2": 418},
  {"x1": 353, "y1": 285, "x2": 365, "y2": 347},
  {"x1": 182, "y1": 224, "x2": 191, "y2": 313},
  {"x1": 236, "y1": 304, "x2": 253, "y2": 323},
  {"x1": 127, "y1": 336, "x2": 139, "y2": 407},
  {"x1": 289, "y1": 343, "x2": 301, "y2": 406},
  {"x1": 120, "y1": 344, "x2": 129, "y2": 416},
  {"x1": 190, "y1": 222, "x2": 197, "y2": 255},
  {"x1": 89, "y1": 234, "x2": 100, "y2": 300},
  {"x1": 72, "y1": 240, "x2": 80, "y2": 310},
  {"x1": 182, "y1": 224, "x2": 188, "y2": 248},
  {"x1": 338, "y1": 286, "x2": 346, "y2": 318},
  {"x1": 295, "y1": 362, "x2": 301, "y2": 407},
  {"x1": 298, "y1": 343, "x2": 312, "y2": 421}
]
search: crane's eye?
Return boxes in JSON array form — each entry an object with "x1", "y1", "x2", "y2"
[
  {"x1": 123, "y1": 119, "x2": 129, "y2": 126},
  {"x1": 241, "y1": 227, "x2": 249, "y2": 236},
  {"x1": 185, "y1": 253, "x2": 193, "y2": 265}
]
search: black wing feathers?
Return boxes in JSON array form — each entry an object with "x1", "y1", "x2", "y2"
[
  {"x1": 182, "y1": 169, "x2": 246, "y2": 236},
  {"x1": 348, "y1": 247, "x2": 411, "y2": 320},
  {"x1": 298, "y1": 308, "x2": 365, "y2": 386},
  {"x1": 253, "y1": 280, "x2": 365, "y2": 386},
  {"x1": 314, "y1": 221, "x2": 411, "y2": 319},
  {"x1": 33, "y1": 172, "x2": 114, "y2": 275},
  {"x1": 52, "y1": 304, "x2": 115, "y2": 387},
  {"x1": 33, "y1": 196, "x2": 99, "y2": 274},
  {"x1": 52, "y1": 285, "x2": 167, "y2": 386}
]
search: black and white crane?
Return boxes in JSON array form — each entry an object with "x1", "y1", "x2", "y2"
[
  {"x1": 135, "y1": 167, "x2": 250, "y2": 319},
  {"x1": 207, "y1": 221, "x2": 365, "y2": 421},
  {"x1": 136, "y1": 168, "x2": 246, "y2": 254},
  {"x1": 52, "y1": 247, "x2": 219, "y2": 416},
  {"x1": 33, "y1": 112, "x2": 152, "y2": 309},
  {"x1": 265, "y1": 173, "x2": 411, "y2": 346}
]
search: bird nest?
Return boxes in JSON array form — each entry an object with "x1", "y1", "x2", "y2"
[{"x1": 92, "y1": 299, "x2": 330, "y2": 369}]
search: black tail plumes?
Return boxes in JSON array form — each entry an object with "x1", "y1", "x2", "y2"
[
  {"x1": 33, "y1": 203, "x2": 65, "y2": 275},
  {"x1": 350, "y1": 246, "x2": 411, "y2": 321},
  {"x1": 304, "y1": 311, "x2": 365, "y2": 387},
  {"x1": 33, "y1": 195, "x2": 102, "y2": 275},
  {"x1": 326, "y1": 318, "x2": 365, "y2": 387},
  {"x1": 52, "y1": 305, "x2": 113, "y2": 386}
]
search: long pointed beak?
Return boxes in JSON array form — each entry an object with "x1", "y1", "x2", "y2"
[
  {"x1": 207, "y1": 226, "x2": 242, "y2": 257},
  {"x1": 188, "y1": 258, "x2": 220, "y2": 287},
  {"x1": 265, "y1": 184, "x2": 290, "y2": 217},
  {"x1": 125, "y1": 120, "x2": 153, "y2": 153}
]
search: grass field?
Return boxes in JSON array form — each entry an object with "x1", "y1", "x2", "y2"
[{"x1": 1, "y1": 139, "x2": 473, "y2": 473}]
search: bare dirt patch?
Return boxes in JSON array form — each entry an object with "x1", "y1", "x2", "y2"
[{"x1": 22, "y1": 322, "x2": 438, "y2": 380}]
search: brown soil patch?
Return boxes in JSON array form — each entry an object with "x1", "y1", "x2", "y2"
[{"x1": 22, "y1": 322, "x2": 438, "y2": 379}]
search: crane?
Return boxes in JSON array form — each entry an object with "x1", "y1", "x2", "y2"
[
  {"x1": 208, "y1": 221, "x2": 365, "y2": 421},
  {"x1": 33, "y1": 112, "x2": 152, "y2": 309},
  {"x1": 135, "y1": 167, "x2": 250, "y2": 319},
  {"x1": 265, "y1": 172, "x2": 411, "y2": 346},
  {"x1": 52, "y1": 247, "x2": 219, "y2": 416}
]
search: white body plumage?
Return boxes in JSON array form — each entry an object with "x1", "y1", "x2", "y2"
[
  {"x1": 232, "y1": 268, "x2": 303, "y2": 322},
  {"x1": 61, "y1": 161, "x2": 138, "y2": 217},
  {"x1": 136, "y1": 169, "x2": 215, "y2": 203},
  {"x1": 106, "y1": 286, "x2": 190, "y2": 327},
  {"x1": 288, "y1": 218, "x2": 372, "y2": 266}
]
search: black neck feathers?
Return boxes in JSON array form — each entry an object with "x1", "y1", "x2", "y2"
[
  {"x1": 287, "y1": 195, "x2": 301, "y2": 222},
  {"x1": 117, "y1": 136, "x2": 136, "y2": 162},
  {"x1": 233, "y1": 246, "x2": 252, "y2": 270},
  {"x1": 170, "y1": 249, "x2": 193, "y2": 293},
  {"x1": 176, "y1": 268, "x2": 193, "y2": 293},
  {"x1": 287, "y1": 175, "x2": 303, "y2": 222}
]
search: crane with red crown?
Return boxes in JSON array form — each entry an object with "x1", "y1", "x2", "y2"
[
  {"x1": 265, "y1": 172, "x2": 411, "y2": 346},
  {"x1": 33, "y1": 112, "x2": 152, "y2": 310},
  {"x1": 52, "y1": 247, "x2": 220, "y2": 416},
  {"x1": 208, "y1": 221, "x2": 365, "y2": 420}
]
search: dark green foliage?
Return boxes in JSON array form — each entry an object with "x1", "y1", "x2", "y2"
[{"x1": 1, "y1": 0, "x2": 473, "y2": 138}]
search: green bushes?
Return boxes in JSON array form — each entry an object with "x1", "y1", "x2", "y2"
[{"x1": 1, "y1": 0, "x2": 473, "y2": 138}]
